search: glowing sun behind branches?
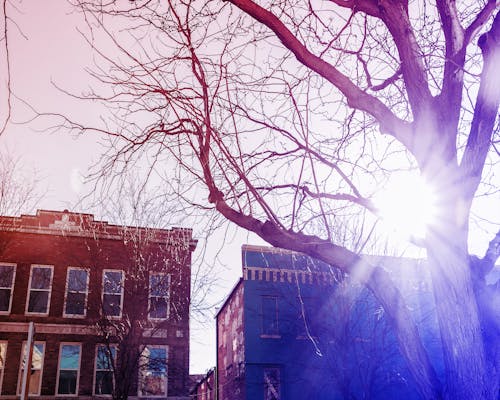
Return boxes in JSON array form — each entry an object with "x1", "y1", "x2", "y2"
[{"x1": 374, "y1": 172, "x2": 438, "y2": 241}]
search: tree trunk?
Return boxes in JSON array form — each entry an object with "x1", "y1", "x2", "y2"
[{"x1": 425, "y1": 201, "x2": 493, "y2": 399}]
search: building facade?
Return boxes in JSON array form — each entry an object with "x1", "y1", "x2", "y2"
[
  {"x1": 216, "y1": 245, "x2": 437, "y2": 400},
  {"x1": 189, "y1": 368, "x2": 215, "y2": 400},
  {"x1": 0, "y1": 210, "x2": 196, "y2": 399}
]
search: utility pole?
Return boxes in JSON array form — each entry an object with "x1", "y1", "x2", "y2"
[{"x1": 20, "y1": 322, "x2": 35, "y2": 400}]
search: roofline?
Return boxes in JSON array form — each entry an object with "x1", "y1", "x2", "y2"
[
  {"x1": 214, "y1": 278, "x2": 244, "y2": 320},
  {"x1": 242, "y1": 243, "x2": 300, "y2": 255},
  {"x1": 0, "y1": 209, "x2": 197, "y2": 249}
]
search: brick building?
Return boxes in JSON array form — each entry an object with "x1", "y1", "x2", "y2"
[
  {"x1": 215, "y1": 245, "x2": 438, "y2": 400},
  {"x1": 0, "y1": 210, "x2": 196, "y2": 399},
  {"x1": 189, "y1": 368, "x2": 215, "y2": 400}
]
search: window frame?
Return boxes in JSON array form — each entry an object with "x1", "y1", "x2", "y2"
[
  {"x1": 138, "y1": 345, "x2": 168, "y2": 398},
  {"x1": 63, "y1": 267, "x2": 90, "y2": 318},
  {"x1": 93, "y1": 344, "x2": 117, "y2": 397},
  {"x1": 56, "y1": 342, "x2": 82, "y2": 397},
  {"x1": 0, "y1": 341, "x2": 7, "y2": 395},
  {"x1": 25, "y1": 264, "x2": 54, "y2": 316},
  {"x1": 17, "y1": 341, "x2": 45, "y2": 396},
  {"x1": 101, "y1": 269, "x2": 125, "y2": 319},
  {"x1": 148, "y1": 273, "x2": 170, "y2": 321},
  {"x1": 0, "y1": 262, "x2": 16, "y2": 315},
  {"x1": 261, "y1": 296, "x2": 280, "y2": 338},
  {"x1": 263, "y1": 367, "x2": 281, "y2": 400}
]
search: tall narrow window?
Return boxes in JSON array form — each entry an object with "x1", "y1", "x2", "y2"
[
  {"x1": 102, "y1": 270, "x2": 124, "y2": 318},
  {"x1": 94, "y1": 344, "x2": 116, "y2": 396},
  {"x1": 17, "y1": 342, "x2": 45, "y2": 396},
  {"x1": 264, "y1": 367, "x2": 280, "y2": 400},
  {"x1": 64, "y1": 268, "x2": 89, "y2": 317},
  {"x1": 138, "y1": 346, "x2": 168, "y2": 397},
  {"x1": 261, "y1": 296, "x2": 279, "y2": 336},
  {"x1": 0, "y1": 341, "x2": 6, "y2": 393},
  {"x1": 57, "y1": 343, "x2": 81, "y2": 395},
  {"x1": 149, "y1": 273, "x2": 170, "y2": 320},
  {"x1": 0, "y1": 263, "x2": 15, "y2": 314},
  {"x1": 26, "y1": 265, "x2": 53, "y2": 315}
]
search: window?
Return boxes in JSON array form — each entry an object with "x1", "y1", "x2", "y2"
[
  {"x1": 26, "y1": 265, "x2": 53, "y2": 315},
  {"x1": 261, "y1": 296, "x2": 279, "y2": 336},
  {"x1": 149, "y1": 273, "x2": 170, "y2": 320},
  {"x1": 138, "y1": 345, "x2": 168, "y2": 397},
  {"x1": 264, "y1": 368, "x2": 280, "y2": 400},
  {"x1": 94, "y1": 345, "x2": 116, "y2": 396},
  {"x1": 102, "y1": 270, "x2": 124, "y2": 318},
  {"x1": 56, "y1": 343, "x2": 81, "y2": 395},
  {"x1": 64, "y1": 268, "x2": 89, "y2": 317},
  {"x1": 17, "y1": 342, "x2": 45, "y2": 396},
  {"x1": 0, "y1": 341, "x2": 6, "y2": 393},
  {"x1": 0, "y1": 263, "x2": 15, "y2": 314}
]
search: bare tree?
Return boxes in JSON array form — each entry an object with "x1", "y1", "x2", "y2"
[
  {"x1": 67, "y1": 183, "x2": 197, "y2": 400},
  {"x1": 0, "y1": 151, "x2": 43, "y2": 258},
  {"x1": 92, "y1": 228, "x2": 183, "y2": 400},
  {"x1": 0, "y1": 152, "x2": 41, "y2": 217},
  {"x1": 55, "y1": 1, "x2": 500, "y2": 399}
]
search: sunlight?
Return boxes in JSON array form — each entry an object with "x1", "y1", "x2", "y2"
[{"x1": 374, "y1": 172, "x2": 437, "y2": 240}]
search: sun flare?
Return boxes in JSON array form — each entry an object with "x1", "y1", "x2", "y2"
[{"x1": 374, "y1": 173, "x2": 437, "y2": 240}]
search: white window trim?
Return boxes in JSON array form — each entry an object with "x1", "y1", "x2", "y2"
[
  {"x1": 148, "y1": 273, "x2": 170, "y2": 321},
  {"x1": 93, "y1": 344, "x2": 117, "y2": 397},
  {"x1": 101, "y1": 269, "x2": 125, "y2": 319},
  {"x1": 25, "y1": 264, "x2": 54, "y2": 316},
  {"x1": 56, "y1": 342, "x2": 82, "y2": 397},
  {"x1": 138, "y1": 345, "x2": 168, "y2": 398},
  {"x1": 0, "y1": 341, "x2": 7, "y2": 395},
  {"x1": 17, "y1": 341, "x2": 45, "y2": 396},
  {"x1": 63, "y1": 267, "x2": 90, "y2": 318},
  {"x1": 0, "y1": 262, "x2": 16, "y2": 315}
]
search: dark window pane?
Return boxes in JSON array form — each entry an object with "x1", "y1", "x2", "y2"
[
  {"x1": 103, "y1": 294, "x2": 121, "y2": 316},
  {"x1": 150, "y1": 274, "x2": 169, "y2": 296},
  {"x1": 149, "y1": 297, "x2": 168, "y2": 319},
  {"x1": 104, "y1": 271, "x2": 122, "y2": 294},
  {"x1": 58, "y1": 370, "x2": 77, "y2": 394},
  {"x1": 0, "y1": 288, "x2": 11, "y2": 311},
  {"x1": 65, "y1": 292, "x2": 86, "y2": 315},
  {"x1": 0, "y1": 265, "x2": 14, "y2": 287},
  {"x1": 28, "y1": 291, "x2": 49, "y2": 313},
  {"x1": 95, "y1": 371, "x2": 113, "y2": 395},
  {"x1": 60, "y1": 345, "x2": 80, "y2": 369},
  {"x1": 31, "y1": 267, "x2": 52, "y2": 289},
  {"x1": 148, "y1": 347, "x2": 167, "y2": 372},
  {"x1": 262, "y1": 297, "x2": 278, "y2": 335},
  {"x1": 68, "y1": 270, "x2": 88, "y2": 292},
  {"x1": 96, "y1": 346, "x2": 115, "y2": 369}
]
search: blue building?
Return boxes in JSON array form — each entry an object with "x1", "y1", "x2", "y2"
[{"x1": 216, "y1": 245, "x2": 440, "y2": 400}]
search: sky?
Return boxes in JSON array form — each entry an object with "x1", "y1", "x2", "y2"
[
  {"x1": 0, "y1": 1, "x2": 249, "y2": 374},
  {"x1": 1, "y1": 0, "x2": 499, "y2": 375}
]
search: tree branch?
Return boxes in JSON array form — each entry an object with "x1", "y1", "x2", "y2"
[
  {"x1": 0, "y1": 0, "x2": 12, "y2": 136},
  {"x1": 460, "y1": 11, "x2": 500, "y2": 201},
  {"x1": 464, "y1": 0, "x2": 499, "y2": 45},
  {"x1": 226, "y1": 0, "x2": 414, "y2": 150},
  {"x1": 213, "y1": 198, "x2": 442, "y2": 399}
]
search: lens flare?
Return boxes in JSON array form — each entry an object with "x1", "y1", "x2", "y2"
[{"x1": 374, "y1": 173, "x2": 437, "y2": 240}]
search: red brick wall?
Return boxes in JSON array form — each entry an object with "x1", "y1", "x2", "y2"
[
  {"x1": 0, "y1": 210, "x2": 195, "y2": 398},
  {"x1": 216, "y1": 281, "x2": 245, "y2": 400}
]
